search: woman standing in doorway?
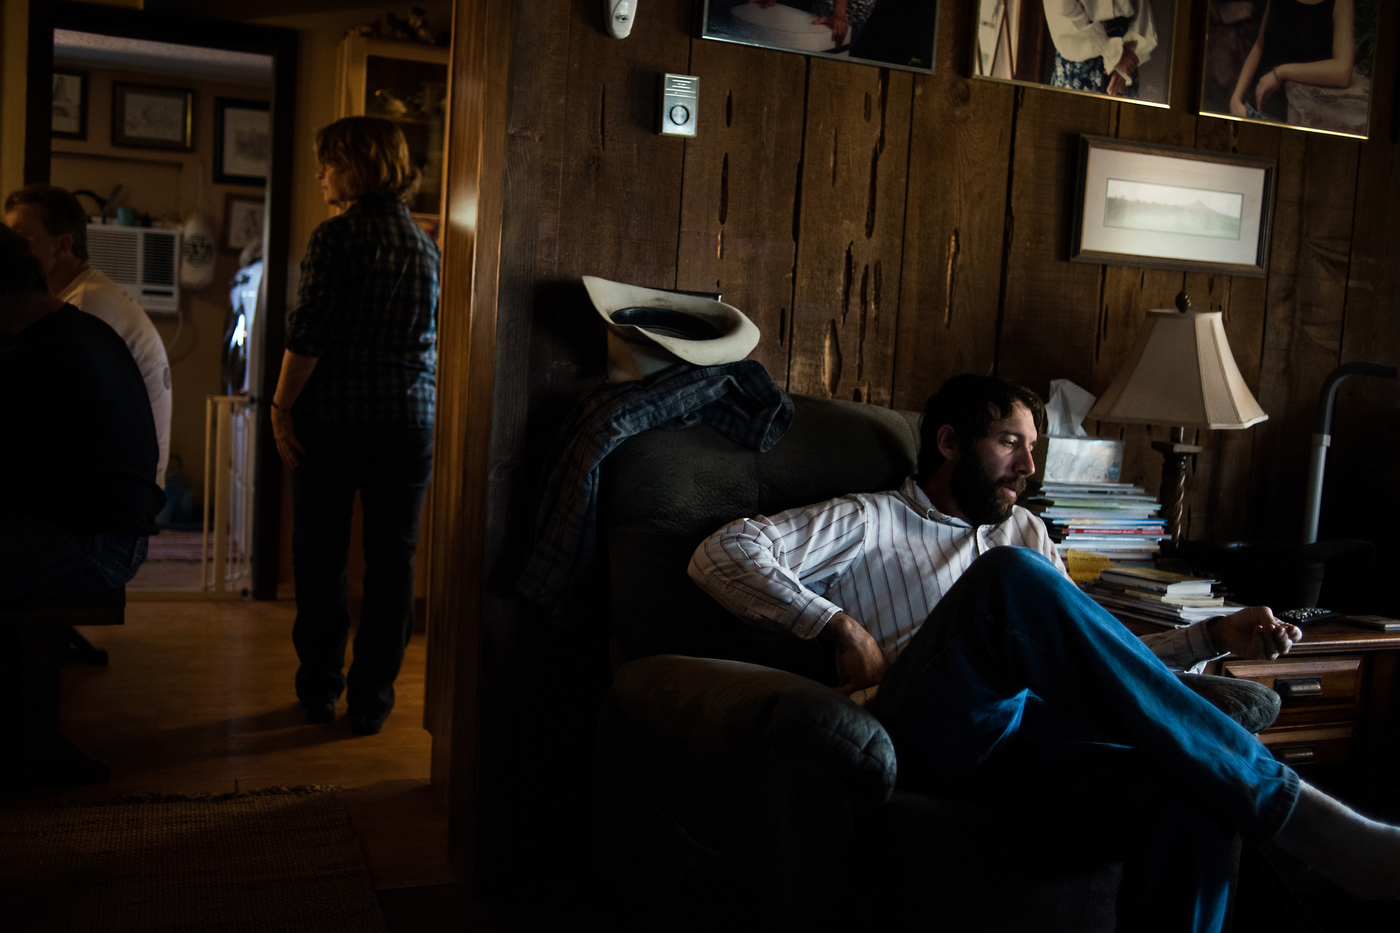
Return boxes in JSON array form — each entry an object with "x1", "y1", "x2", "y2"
[{"x1": 270, "y1": 116, "x2": 439, "y2": 736}]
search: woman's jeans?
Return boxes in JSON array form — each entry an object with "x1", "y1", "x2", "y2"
[
  {"x1": 868, "y1": 547, "x2": 1299, "y2": 933},
  {"x1": 0, "y1": 516, "x2": 147, "y2": 598},
  {"x1": 291, "y1": 415, "x2": 433, "y2": 721}
]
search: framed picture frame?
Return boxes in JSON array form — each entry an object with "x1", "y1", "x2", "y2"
[
  {"x1": 1200, "y1": 0, "x2": 1380, "y2": 139},
  {"x1": 214, "y1": 98, "x2": 271, "y2": 186},
  {"x1": 1070, "y1": 135, "x2": 1276, "y2": 277},
  {"x1": 112, "y1": 82, "x2": 193, "y2": 150},
  {"x1": 224, "y1": 193, "x2": 265, "y2": 253},
  {"x1": 972, "y1": 0, "x2": 1177, "y2": 107},
  {"x1": 699, "y1": 0, "x2": 938, "y2": 75},
  {"x1": 52, "y1": 69, "x2": 88, "y2": 140}
]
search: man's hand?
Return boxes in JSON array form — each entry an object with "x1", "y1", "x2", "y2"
[
  {"x1": 821, "y1": 612, "x2": 888, "y2": 695},
  {"x1": 1208, "y1": 606, "x2": 1303, "y2": 660}
]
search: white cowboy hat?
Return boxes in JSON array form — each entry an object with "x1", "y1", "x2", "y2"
[{"x1": 583, "y1": 275, "x2": 761, "y2": 382}]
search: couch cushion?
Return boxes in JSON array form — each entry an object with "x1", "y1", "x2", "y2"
[
  {"x1": 601, "y1": 395, "x2": 918, "y2": 674},
  {"x1": 610, "y1": 654, "x2": 897, "y2": 805}
]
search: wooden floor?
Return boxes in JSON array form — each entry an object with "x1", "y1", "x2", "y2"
[{"x1": 5, "y1": 599, "x2": 463, "y2": 926}]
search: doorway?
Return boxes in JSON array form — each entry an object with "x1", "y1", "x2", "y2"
[{"x1": 24, "y1": 1, "x2": 297, "y2": 599}]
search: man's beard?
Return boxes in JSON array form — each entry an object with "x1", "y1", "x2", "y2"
[{"x1": 950, "y1": 451, "x2": 1026, "y2": 526}]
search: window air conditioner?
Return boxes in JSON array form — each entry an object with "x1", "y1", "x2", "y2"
[{"x1": 85, "y1": 224, "x2": 181, "y2": 316}]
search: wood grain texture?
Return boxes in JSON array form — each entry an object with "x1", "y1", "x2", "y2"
[
  {"x1": 890, "y1": 0, "x2": 1013, "y2": 412},
  {"x1": 1185, "y1": 118, "x2": 1279, "y2": 540},
  {"x1": 786, "y1": 60, "x2": 914, "y2": 407},
  {"x1": 995, "y1": 86, "x2": 1110, "y2": 395},
  {"x1": 1249, "y1": 131, "x2": 1361, "y2": 541},
  {"x1": 676, "y1": 40, "x2": 807, "y2": 385}
]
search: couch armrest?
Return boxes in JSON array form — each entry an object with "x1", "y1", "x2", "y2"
[{"x1": 609, "y1": 654, "x2": 896, "y2": 806}]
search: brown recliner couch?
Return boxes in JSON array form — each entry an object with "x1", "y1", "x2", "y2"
[{"x1": 594, "y1": 394, "x2": 1279, "y2": 931}]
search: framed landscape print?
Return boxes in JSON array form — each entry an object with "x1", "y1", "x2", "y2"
[
  {"x1": 1200, "y1": 0, "x2": 1379, "y2": 139},
  {"x1": 52, "y1": 69, "x2": 87, "y2": 140},
  {"x1": 112, "y1": 83, "x2": 193, "y2": 150},
  {"x1": 700, "y1": 0, "x2": 938, "y2": 74},
  {"x1": 214, "y1": 98, "x2": 271, "y2": 186},
  {"x1": 973, "y1": 0, "x2": 1177, "y2": 107},
  {"x1": 1071, "y1": 136, "x2": 1276, "y2": 277}
]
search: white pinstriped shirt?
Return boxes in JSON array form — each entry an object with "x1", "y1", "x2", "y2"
[{"x1": 688, "y1": 476, "x2": 1219, "y2": 672}]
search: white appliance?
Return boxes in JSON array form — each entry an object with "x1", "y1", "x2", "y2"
[{"x1": 84, "y1": 224, "x2": 182, "y2": 316}]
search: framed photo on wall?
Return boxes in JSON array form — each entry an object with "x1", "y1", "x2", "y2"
[
  {"x1": 1071, "y1": 135, "x2": 1276, "y2": 277},
  {"x1": 972, "y1": 0, "x2": 1177, "y2": 108},
  {"x1": 112, "y1": 83, "x2": 193, "y2": 150},
  {"x1": 699, "y1": 0, "x2": 938, "y2": 74},
  {"x1": 224, "y1": 193, "x2": 265, "y2": 253},
  {"x1": 214, "y1": 98, "x2": 271, "y2": 186},
  {"x1": 1200, "y1": 0, "x2": 1379, "y2": 139},
  {"x1": 52, "y1": 69, "x2": 88, "y2": 140}
]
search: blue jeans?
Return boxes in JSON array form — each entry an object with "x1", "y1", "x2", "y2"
[
  {"x1": 291, "y1": 415, "x2": 433, "y2": 720},
  {"x1": 0, "y1": 515, "x2": 147, "y2": 598},
  {"x1": 868, "y1": 547, "x2": 1299, "y2": 933}
]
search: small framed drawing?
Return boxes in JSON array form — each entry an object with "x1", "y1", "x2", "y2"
[
  {"x1": 973, "y1": 0, "x2": 1177, "y2": 107},
  {"x1": 1200, "y1": 0, "x2": 1379, "y2": 139},
  {"x1": 1071, "y1": 136, "x2": 1275, "y2": 277},
  {"x1": 214, "y1": 98, "x2": 271, "y2": 186},
  {"x1": 112, "y1": 83, "x2": 193, "y2": 150},
  {"x1": 699, "y1": 0, "x2": 938, "y2": 74},
  {"x1": 224, "y1": 193, "x2": 265, "y2": 252},
  {"x1": 52, "y1": 69, "x2": 88, "y2": 140}
]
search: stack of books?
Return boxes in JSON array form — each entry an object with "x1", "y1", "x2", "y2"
[
  {"x1": 1025, "y1": 481, "x2": 1169, "y2": 562},
  {"x1": 1082, "y1": 567, "x2": 1239, "y2": 629}
]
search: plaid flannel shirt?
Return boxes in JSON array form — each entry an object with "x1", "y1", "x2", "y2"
[
  {"x1": 517, "y1": 361, "x2": 794, "y2": 610},
  {"x1": 286, "y1": 197, "x2": 439, "y2": 425}
]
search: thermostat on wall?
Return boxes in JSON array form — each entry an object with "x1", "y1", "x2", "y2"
[{"x1": 659, "y1": 74, "x2": 698, "y2": 137}]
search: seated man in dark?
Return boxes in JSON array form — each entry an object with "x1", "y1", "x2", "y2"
[
  {"x1": 0, "y1": 223, "x2": 163, "y2": 597},
  {"x1": 690, "y1": 373, "x2": 1400, "y2": 932}
]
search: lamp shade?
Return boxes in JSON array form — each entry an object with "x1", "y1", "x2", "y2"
[{"x1": 1088, "y1": 309, "x2": 1267, "y2": 430}]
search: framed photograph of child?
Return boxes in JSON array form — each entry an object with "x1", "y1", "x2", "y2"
[
  {"x1": 972, "y1": 0, "x2": 1178, "y2": 108},
  {"x1": 1200, "y1": 0, "x2": 1380, "y2": 139}
]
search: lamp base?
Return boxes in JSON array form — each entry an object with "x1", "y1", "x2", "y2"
[{"x1": 1152, "y1": 439, "x2": 1202, "y2": 556}]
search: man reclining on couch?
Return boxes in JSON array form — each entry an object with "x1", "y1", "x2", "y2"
[{"x1": 690, "y1": 373, "x2": 1400, "y2": 932}]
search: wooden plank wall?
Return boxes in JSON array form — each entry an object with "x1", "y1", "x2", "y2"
[{"x1": 437, "y1": 0, "x2": 1400, "y2": 884}]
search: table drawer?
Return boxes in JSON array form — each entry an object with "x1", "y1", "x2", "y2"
[
  {"x1": 1258, "y1": 722, "x2": 1355, "y2": 768},
  {"x1": 1223, "y1": 656, "x2": 1363, "y2": 708}
]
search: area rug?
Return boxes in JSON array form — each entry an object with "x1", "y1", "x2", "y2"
[{"x1": 0, "y1": 786, "x2": 387, "y2": 933}]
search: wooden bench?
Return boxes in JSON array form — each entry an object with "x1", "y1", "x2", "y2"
[{"x1": 0, "y1": 588, "x2": 126, "y2": 790}]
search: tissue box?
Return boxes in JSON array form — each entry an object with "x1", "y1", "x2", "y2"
[{"x1": 1032, "y1": 436, "x2": 1124, "y2": 484}]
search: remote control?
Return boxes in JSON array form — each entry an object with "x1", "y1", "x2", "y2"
[{"x1": 1275, "y1": 607, "x2": 1339, "y2": 626}]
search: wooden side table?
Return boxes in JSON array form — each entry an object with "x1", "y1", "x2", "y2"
[{"x1": 1206, "y1": 620, "x2": 1400, "y2": 794}]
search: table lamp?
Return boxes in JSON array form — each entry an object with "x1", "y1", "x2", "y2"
[{"x1": 1086, "y1": 292, "x2": 1267, "y2": 555}]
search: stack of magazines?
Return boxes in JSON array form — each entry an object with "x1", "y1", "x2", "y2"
[
  {"x1": 1082, "y1": 567, "x2": 1240, "y2": 629},
  {"x1": 1025, "y1": 482, "x2": 1169, "y2": 562}
]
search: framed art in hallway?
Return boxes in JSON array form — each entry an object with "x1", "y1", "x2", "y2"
[
  {"x1": 112, "y1": 82, "x2": 193, "y2": 150},
  {"x1": 1199, "y1": 0, "x2": 1380, "y2": 139},
  {"x1": 52, "y1": 69, "x2": 87, "y2": 140},
  {"x1": 1070, "y1": 135, "x2": 1276, "y2": 277},
  {"x1": 699, "y1": 0, "x2": 938, "y2": 74},
  {"x1": 972, "y1": 0, "x2": 1177, "y2": 107}
]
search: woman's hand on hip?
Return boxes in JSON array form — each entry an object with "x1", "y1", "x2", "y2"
[{"x1": 271, "y1": 405, "x2": 305, "y2": 470}]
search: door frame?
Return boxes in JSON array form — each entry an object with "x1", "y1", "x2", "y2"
[{"x1": 27, "y1": 1, "x2": 297, "y2": 599}]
